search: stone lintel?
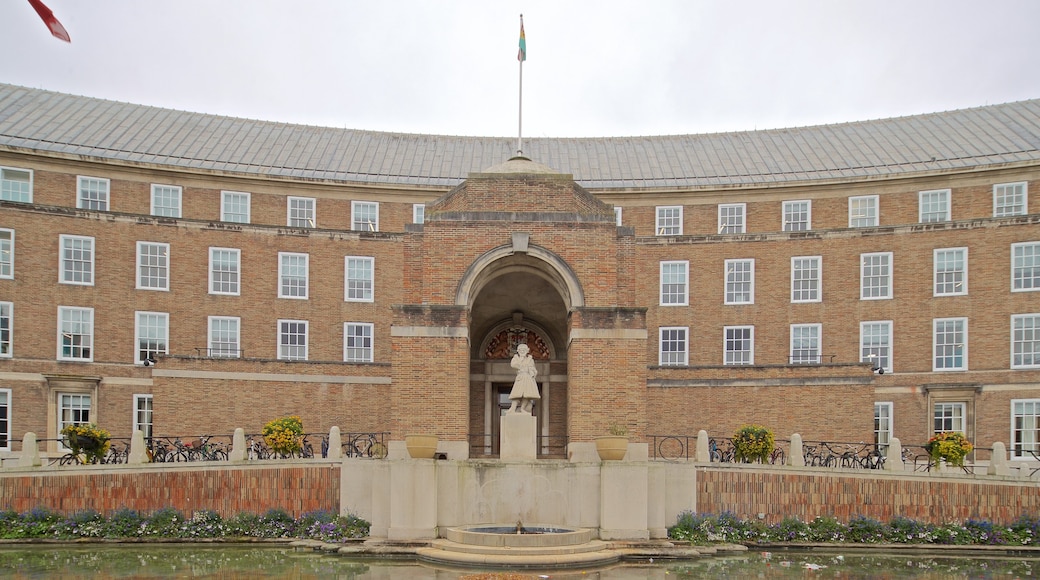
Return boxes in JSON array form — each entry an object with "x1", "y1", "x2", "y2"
[
  {"x1": 648, "y1": 376, "x2": 875, "y2": 388},
  {"x1": 569, "y1": 307, "x2": 647, "y2": 331},
  {"x1": 391, "y1": 304, "x2": 469, "y2": 327}
]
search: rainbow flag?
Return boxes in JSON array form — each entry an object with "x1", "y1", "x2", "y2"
[{"x1": 518, "y1": 20, "x2": 526, "y2": 62}]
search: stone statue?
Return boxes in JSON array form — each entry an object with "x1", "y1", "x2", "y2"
[{"x1": 508, "y1": 344, "x2": 540, "y2": 414}]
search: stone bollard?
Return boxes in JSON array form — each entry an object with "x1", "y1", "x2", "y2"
[
  {"x1": 128, "y1": 429, "x2": 148, "y2": 464},
  {"x1": 229, "y1": 428, "x2": 247, "y2": 461},
  {"x1": 988, "y1": 441, "x2": 1011, "y2": 476},
  {"x1": 787, "y1": 433, "x2": 805, "y2": 466},
  {"x1": 695, "y1": 430, "x2": 710, "y2": 463},
  {"x1": 883, "y1": 437, "x2": 905, "y2": 471},
  {"x1": 327, "y1": 426, "x2": 342, "y2": 460},
  {"x1": 17, "y1": 432, "x2": 42, "y2": 467}
]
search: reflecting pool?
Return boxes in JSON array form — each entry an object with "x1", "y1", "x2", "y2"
[{"x1": 1, "y1": 545, "x2": 1039, "y2": 579}]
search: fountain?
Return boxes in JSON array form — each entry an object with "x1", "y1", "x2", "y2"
[{"x1": 416, "y1": 522, "x2": 619, "y2": 568}]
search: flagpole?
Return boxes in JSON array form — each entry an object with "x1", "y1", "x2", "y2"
[{"x1": 517, "y1": 14, "x2": 524, "y2": 157}]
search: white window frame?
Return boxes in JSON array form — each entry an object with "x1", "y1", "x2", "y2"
[
  {"x1": 0, "y1": 166, "x2": 32, "y2": 203},
  {"x1": 1012, "y1": 399, "x2": 1040, "y2": 458},
  {"x1": 790, "y1": 323, "x2": 821, "y2": 365},
  {"x1": 724, "y1": 325, "x2": 754, "y2": 365},
  {"x1": 875, "y1": 402, "x2": 893, "y2": 451},
  {"x1": 861, "y1": 321, "x2": 893, "y2": 374},
  {"x1": 724, "y1": 258, "x2": 754, "y2": 305},
  {"x1": 1012, "y1": 241, "x2": 1040, "y2": 292},
  {"x1": 59, "y1": 234, "x2": 95, "y2": 286},
  {"x1": 933, "y1": 317, "x2": 967, "y2": 371},
  {"x1": 150, "y1": 184, "x2": 182, "y2": 218},
  {"x1": 933, "y1": 247, "x2": 967, "y2": 297},
  {"x1": 659, "y1": 261, "x2": 689, "y2": 306},
  {"x1": 207, "y1": 316, "x2": 241, "y2": 358},
  {"x1": 655, "y1": 206, "x2": 682, "y2": 236},
  {"x1": 134, "y1": 311, "x2": 169, "y2": 365},
  {"x1": 133, "y1": 394, "x2": 153, "y2": 440},
  {"x1": 221, "y1": 191, "x2": 251, "y2": 224},
  {"x1": 58, "y1": 393, "x2": 92, "y2": 438},
  {"x1": 782, "y1": 200, "x2": 811, "y2": 232},
  {"x1": 76, "y1": 176, "x2": 109, "y2": 211},
  {"x1": 994, "y1": 182, "x2": 1027, "y2": 218},
  {"x1": 0, "y1": 228, "x2": 12, "y2": 279},
  {"x1": 658, "y1": 326, "x2": 688, "y2": 366},
  {"x1": 345, "y1": 256, "x2": 374, "y2": 302},
  {"x1": 613, "y1": 207, "x2": 622, "y2": 226},
  {"x1": 344, "y1": 322, "x2": 374, "y2": 362},
  {"x1": 791, "y1": 256, "x2": 821, "y2": 303},
  {"x1": 0, "y1": 387, "x2": 10, "y2": 451},
  {"x1": 848, "y1": 195, "x2": 878, "y2": 228},
  {"x1": 208, "y1": 247, "x2": 240, "y2": 296},
  {"x1": 57, "y1": 306, "x2": 94, "y2": 361},
  {"x1": 860, "y1": 252, "x2": 892, "y2": 300},
  {"x1": 287, "y1": 196, "x2": 316, "y2": 228},
  {"x1": 1012, "y1": 314, "x2": 1040, "y2": 369},
  {"x1": 413, "y1": 203, "x2": 426, "y2": 224},
  {"x1": 351, "y1": 201, "x2": 379, "y2": 232},
  {"x1": 718, "y1": 203, "x2": 746, "y2": 234},
  {"x1": 933, "y1": 401, "x2": 966, "y2": 434},
  {"x1": 0, "y1": 301, "x2": 11, "y2": 358},
  {"x1": 919, "y1": 189, "x2": 951, "y2": 223},
  {"x1": 136, "y1": 242, "x2": 169, "y2": 291},
  {"x1": 278, "y1": 319, "x2": 308, "y2": 361},
  {"x1": 278, "y1": 252, "x2": 309, "y2": 299}
]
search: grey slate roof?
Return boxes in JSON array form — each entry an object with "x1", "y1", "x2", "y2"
[{"x1": 1, "y1": 83, "x2": 1039, "y2": 190}]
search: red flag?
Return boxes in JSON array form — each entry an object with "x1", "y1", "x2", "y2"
[{"x1": 28, "y1": 0, "x2": 71, "y2": 43}]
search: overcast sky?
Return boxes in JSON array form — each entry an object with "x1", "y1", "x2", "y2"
[{"x1": 3, "y1": 1, "x2": 1040, "y2": 138}]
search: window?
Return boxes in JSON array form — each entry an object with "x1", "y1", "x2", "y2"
[
  {"x1": 57, "y1": 306, "x2": 93, "y2": 361},
  {"x1": 0, "y1": 166, "x2": 32, "y2": 202},
  {"x1": 725, "y1": 259, "x2": 754, "y2": 304},
  {"x1": 208, "y1": 316, "x2": 240, "y2": 358},
  {"x1": 875, "y1": 402, "x2": 893, "y2": 451},
  {"x1": 0, "y1": 388, "x2": 9, "y2": 451},
  {"x1": 848, "y1": 195, "x2": 878, "y2": 227},
  {"x1": 783, "y1": 200, "x2": 811, "y2": 231},
  {"x1": 77, "y1": 176, "x2": 109, "y2": 211},
  {"x1": 0, "y1": 302, "x2": 10, "y2": 357},
  {"x1": 58, "y1": 393, "x2": 92, "y2": 436},
  {"x1": 221, "y1": 191, "x2": 250, "y2": 223},
  {"x1": 351, "y1": 201, "x2": 379, "y2": 232},
  {"x1": 150, "y1": 184, "x2": 181, "y2": 218},
  {"x1": 1012, "y1": 242, "x2": 1040, "y2": 292},
  {"x1": 134, "y1": 311, "x2": 168, "y2": 364},
  {"x1": 279, "y1": 252, "x2": 309, "y2": 299},
  {"x1": 994, "y1": 182, "x2": 1027, "y2": 218},
  {"x1": 413, "y1": 204, "x2": 425, "y2": 224},
  {"x1": 287, "y1": 196, "x2": 316, "y2": 228},
  {"x1": 655, "y1": 206, "x2": 682, "y2": 236},
  {"x1": 919, "y1": 189, "x2": 950, "y2": 223},
  {"x1": 933, "y1": 402, "x2": 966, "y2": 434},
  {"x1": 861, "y1": 321, "x2": 892, "y2": 373},
  {"x1": 278, "y1": 320, "x2": 308, "y2": 361},
  {"x1": 133, "y1": 394, "x2": 153, "y2": 440},
  {"x1": 209, "y1": 248, "x2": 240, "y2": 295},
  {"x1": 1012, "y1": 400, "x2": 1040, "y2": 458},
  {"x1": 724, "y1": 326, "x2": 754, "y2": 365},
  {"x1": 136, "y1": 242, "x2": 169, "y2": 291},
  {"x1": 934, "y1": 317, "x2": 967, "y2": 371},
  {"x1": 613, "y1": 207, "x2": 622, "y2": 226},
  {"x1": 344, "y1": 322, "x2": 373, "y2": 362},
  {"x1": 718, "y1": 203, "x2": 746, "y2": 234},
  {"x1": 791, "y1": 256, "x2": 821, "y2": 303},
  {"x1": 860, "y1": 252, "x2": 892, "y2": 300},
  {"x1": 60, "y1": 235, "x2": 94, "y2": 285},
  {"x1": 657, "y1": 327, "x2": 687, "y2": 366},
  {"x1": 1012, "y1": 314, "x2": 1040, "y2": 369},
  {"x1": 933, "y1": 248, "x2": 967, "y2": 296},
  {"x1": 790, "y1": 323, "x2": 821, "y2": 364},
  {"x1": 345, "y1": 256, "x2": 374, "y2": 302},
  {"x1": 0, "y1": 228, "x2": 12, "y2": 279},
  {"x1": 660, "y1": 261, "x2": 688, "y2": 306}
]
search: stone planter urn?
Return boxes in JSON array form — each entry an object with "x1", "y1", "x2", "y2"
[
  {"x1": 404, "y1": 434, "x2": 439, "y2": 459},
  {"x1": 594, "y1": 436, "x2": 629, "y2": 461}
]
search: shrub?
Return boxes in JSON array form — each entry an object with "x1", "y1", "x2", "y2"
[
  {"x1": 262, "y1": 416, "x2": 304, "y2": 456},
  {"x1": 732, "y1": 424, "x2": 775, "y2": 463}
]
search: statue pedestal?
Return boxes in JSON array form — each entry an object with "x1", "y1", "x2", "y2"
[{"x1": 500, "y1": 412, "x2": 537, "y2": 460}]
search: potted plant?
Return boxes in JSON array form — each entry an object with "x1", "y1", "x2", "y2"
[
  {"x1": 925, "y1": 431, "x2": 973, "y2": 468},
  {"x1": 404, "y1": 434, "x2": 439, "y2": 459},
  {"x1": 732, "y1": 424, "x2": 775, "y2": 464},
  {"x1": 262, "y1": 415, "x2": 304, "y2": 457},
  {"x1": 595, "y1": 422, "x2": 630, "y2": 461},
  {"x1": 61, "y1": 423, "x2": 111, "y2": 464}
]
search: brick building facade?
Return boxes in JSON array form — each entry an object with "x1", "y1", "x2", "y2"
[{"x1": 0, "y1": 84, "x2": 1039, "y2": 459}]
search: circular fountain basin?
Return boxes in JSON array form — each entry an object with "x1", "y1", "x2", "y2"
[
  {"x1": 419, "y1": 524, "x2": 616, "y2": 568},
  {"x1": 446, "y1": 524, "x2": 592, "y2": 548}
]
